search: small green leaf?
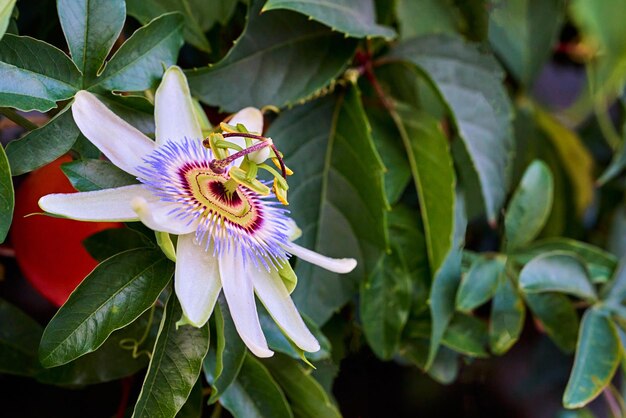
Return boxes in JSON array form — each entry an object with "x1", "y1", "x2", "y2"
[
  {"x1": 0, "y1": 0, "x2": 15, "y2": 40},
  {"x1": 204, "y1": 299, "x2": 246, "y2": 404},
  {"x1": 263, "y1": 0, "x2": 396, "y2": 39},
  {"x1": 0, "y1": 142, "x2": 13, "y2": 242},
  {"x1": 132, "y1": 295, "x2": 209, "y2": 418},
  {"x1": 57, "y1": 0, "x2": 126, "y2": 82},
  {"x1": 514, "y1": 238, "x2": 617, "y2": 284},
  {"x1": 489, "y1": 273, "x2": 525, "y2": 354},
  {"x1": 5, "y1": 106, "x2": 81, "y2": 175},
  {"x1": 264, "y1": 355, "x2": 341, "y2": 418},
  {"x1": 525, "y1": 293, "x2": 578, "y2": 353},
  {"x1": 187, "y1": 0, "x2": 357, "y2": 112},
  {"x1": 442, "y1": 313, "x2": 489, "y2": 358},
  {"x1": 504, "y1": 160, "x2": 554, "y2": 251},
  {"x1": 96, "y1": 13, "x2": 184, "y2": 92},
  {"x1": 488, "y1": 0, "x2": 564, "y2": 86},
  {"x1": 563, "y1": 307, "x2": 621, "y2": 409},
  {"x1": 61, "y1": 159, "x2": 137, "y2": 192},
  {"x1": 126, "y1": 0, "x2": 212, "y2": 52},
  {"x1": 0, "y1": 34, "x2": 80, "y2": 111},
  {"x1": 220, "y1": 354, "x2": 293, "y2": 418},
  {"x1": 456, "y1": 257, "x2": 504, "y2": 312},
  {"x1": 0, "y1": 298, "x2": 42, "y2": 376},
  {"x1": 83, "y1": 227, "x2": 155, "y2": 261},
  {"x1": 426, "y1": 193, "x2": 467, "y2": 369},
  {"x1": 396, "y1": 109, "x2": 455, "y2": 278},
  {"x1": 389, "y1": 35, "x2": 514, "y2": 222},
  {"x1": 39, "y1": 249, "x2": 173, "y2": 367},
  {"x1": 519, "y1": 252, "x2": 597, "y2": 301},
  {"x1": 269, "y1": 87, "x2": 388, "y2": 324}
]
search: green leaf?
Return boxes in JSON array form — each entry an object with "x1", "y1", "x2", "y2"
[
  {"x1": 262, "y1": 0, "x2": 396, "y2": 39},
  {"x1": 563, "y1": 307, "x2": 621, "y2": 409},
  {"x1": 126, "y1": 0, "x2": 212, "y2": 52},
  {"x1": 269, "y1": 86, "x2": 388, "y2": 324},
  {"x1": 0, "y1": 34, "x2": 80, "y2": 111},
  {"x1": 0, "y1": 298, "x2": 42, "y2": 376},
  {"x1": 456, "y1": 256, "x2": 504, "y2": 313},
  {"x1": 489, "y1": 272, "x2": 525, "y2": 354},
  {"x1": 220, "y1": 354, "x2": 293, "y2": 418},
  {"x1": 360, "y1": 241, "x2": 411, "y2": 359},
  {"x1": 5, "y1": 106, "x2": 81, "y2": 175},
  {"x1": 519, "y1": 252, "x2": 597, "y2": 301},
  {"x1": 175, "y1": 378, "x2": 203, "y2": 418},
  {"x1": 603, "y1": 257, "x2": 626, "y2": 303},
  {"x1": 556, "y1": 409, "x2": 597, "y2": 418},
  {"x1": 534, "y1": 108, "x2": 594, "y2": 216},
  {"x1": 389, "y1": 35, "x2": 514, "y2": 222},
  {"x1": 57, "y1": 0, "x2": 126, "y2": 82},
  {"x1": 426, "y1": 193, "x2": 467, "y2": 369},
  {"x1": 364, "y1": 106, "x2": 411, "y2": 205},
  {"x1": 204, "y1": 300, "x2": 246, "y2": 404},
  {"x1": 396, "y1": 109, "x2": 455, "y2": 278},
  {"x1": 525, "y1": 293, "x2": 578, "y2": 353},
  {"x1": 187, "y1": 0, "x2": 357, "y2": 112},
  {"x1": 61, "y1": 159, "x2": 137, "y2": 192},
  {"x1": 0, "y1": 0, "x2": 15, "y2": 40},
  {"x1": 132, "y1": 295, "x2": 209, "y2": 418},
  {"x1": 395, "y1": 0, "x2": 460, "y2": 39},
  {"x1": 96, "y1": 13, "x2": 184, "y2": 92},
  {"x1": 488, "y1": 0, "x2": 564, "y2": 86},
  {"x1": 504, "y1": 160, "x2": 554, "y2": 251},
  {"x1": 0, "y1": 142, "x2": 13, "y2": 243},
  {"x1": 37, "y1": 308, "x2": 160, "y2": 386},
  {"x1": 83, "y1": 227, "x2": 155, "y2": 261},
  {"x1": 441, "y1": 313, "x2": 489, "y2": 358},
  {"x1": 39, "y1": 249, "x2": 174, "y2": 368},
  {"x1": 264, "y1": 355, "x2": 341, "y2": 418},
  {"x1": 514, "y1": 238, "x2": 617, "y2": 284}
]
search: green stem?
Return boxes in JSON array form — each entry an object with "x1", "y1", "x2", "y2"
[{"x1": 0, "y1": 108, "x2": 38, "y2": 130}]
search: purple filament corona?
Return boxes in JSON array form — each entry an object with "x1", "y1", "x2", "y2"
[{"x1": 136, "y1": 137, "x2": 292, "y2": 269}]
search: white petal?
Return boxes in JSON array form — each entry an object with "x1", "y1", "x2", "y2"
[
  {"x1": 72, "y1": 91, "x2": 156, "y2": 177},
  {"x1": 131, "y1": 197, "x2": 198, "y2": 235},
  {"x1": 225, "y1": 107, "x2": 264, "y2": 166},
  {"x1": 155, "y1": 66, "x2": 203, "y2": 146},
  {"x1": 175, "y1": 234, "x2": 222, "y2": 327},
  {"x1": 283, "y1": 242, "x2": 357, "y2": 274},
  {"x1": 219, "y1": 251, "x2": 273, "y2": 358},
  {"x1": 252, "y1": 267, "x2": 320, "y2": 352},
  {"x1": 39, "y1": 184, "x2": 150, "y2": 221}
]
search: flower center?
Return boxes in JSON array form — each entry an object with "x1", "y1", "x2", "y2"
[
  {"x1": 182, "y1": 167, "x2": 262, "y2": 233},
  {"x1": 137, "y1": 138, "x2": 291, "y2": 268}
]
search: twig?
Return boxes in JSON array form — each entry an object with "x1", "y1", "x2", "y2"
[{"x1": 0, "y1": 108, "x2": 38, "y2": 130}]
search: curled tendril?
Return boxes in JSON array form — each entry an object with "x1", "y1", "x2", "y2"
[{"x1": 119, "y1": 304, "x2": 156, "y2": 360}]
